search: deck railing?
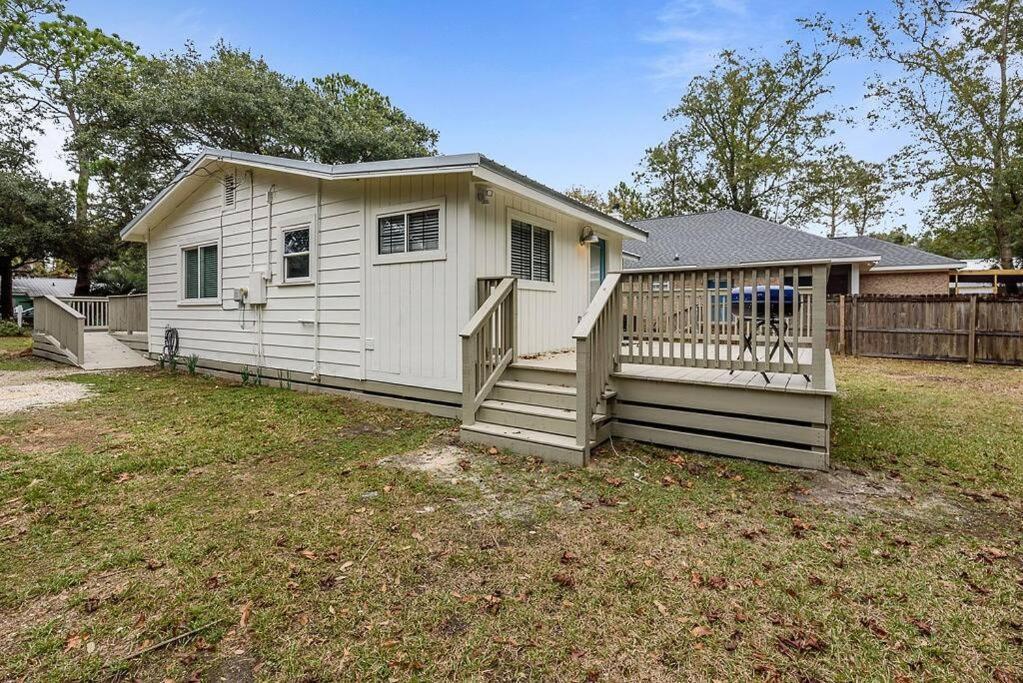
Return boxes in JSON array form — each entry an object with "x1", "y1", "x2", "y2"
[
  {"x1": 108, "y1": 294, "x2": 148, "y2": 333},
  {"x1": 459, "y1": 277, "x2": 517, "y2": 425},
  {"x1": 571, "y1": 272, "x2": 622, "y2": 447},
  {"x1": 59, "y1": 296, "x2": 108, "y2": 330},
  {"x1": 33, "y1": 295, "x2": 86, "y2": 364},
  {"x1": 618, "y1": 261, "x2": 829, "y2": 387}
]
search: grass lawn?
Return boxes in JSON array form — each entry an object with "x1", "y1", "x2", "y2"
[
  {"x1": 0, "y1": 334, "x2": 35, "y2": 371},
  {"x1": 1, "y1": 356, "x2": 1020, "y2": 681}
]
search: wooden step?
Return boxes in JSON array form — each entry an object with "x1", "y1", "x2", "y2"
[
  {"x1": 503, "y1": 363, "x2": 577, "y2": 387},
  {"x1": 491, "y1": 379, "x2": 576, "y2": 409},
  {"x1": 459, "y1": 421, "x2": 587, "y2": 466},
  {"x1": 477, "y1": 399, "x2": 610, "y2": 437}
]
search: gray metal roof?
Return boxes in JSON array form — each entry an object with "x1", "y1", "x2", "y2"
[
  {"x1": 13, "y1": 277, "x2": 76, "y2": 298},
  {"x1": 122, "y1": 149, "x2": 646, "y2": 241},
  {"x1": 832, "y1": 235, "x2": 964, "y2": 270},
  {"x1": 623, "y1": 210, "x2": 877, "y2": 269}
]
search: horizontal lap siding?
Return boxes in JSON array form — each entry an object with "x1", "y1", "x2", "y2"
[
  {"x1": 472, "y1": 187, "x2": 623, "y2": 356},
  {"x1": 147, "y1": 165, "x2": 364, "y2": 377}
]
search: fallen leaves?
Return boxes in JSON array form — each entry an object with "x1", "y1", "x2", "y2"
[
  {"x1": 777, "y1": 629, "x2": 827, "y2": 655},
  {"x1": 552, "y1": 572, "x2": 576, "y2": 589}
]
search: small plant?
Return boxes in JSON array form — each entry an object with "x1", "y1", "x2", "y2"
[
  {"x1": 168, "y1": 355, "x2": 178, "y2": 372},
  {"x1": 278, "y1": 368, "x2": 292, "y2": 390},
  {"x1": 241, "y1": 366, "x2": 250, "y2": 385},
  {"x1": 158, "y1": 356, "x2": 165, "y2": 370},
  {"x1": 186, "y1": 354, "x2": 199, "y2": 375},
  {"x1": 0, "y1": 320, "x2": 27, "y2": 337},
  {"x1": 254, "y1": 367, "x2": 262, "y2": 387}
]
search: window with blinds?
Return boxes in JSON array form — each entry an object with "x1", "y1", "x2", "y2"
[
  {"x1": 377, "y1": 207, "x2": 440, "y2": 255},
  {"x1": 510, "y1": 219, "x2": 552, "y2": 282},
  {"x1": 183, "y1": 244, "x2": 218, "y2": 300}
]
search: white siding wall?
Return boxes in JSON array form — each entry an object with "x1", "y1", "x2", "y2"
[
  {"x1": 147, "y1": 165, "x2": 363, "y2": 378},
  {"x1": 362, "y1": 173, "x2": 472, "y2": 391},
  {"x1": 146, "y1": 164, "x2": 625, "y2": 393},
  {"x1": 471, "y1": 186, "x2": 623, "y2": 355}
]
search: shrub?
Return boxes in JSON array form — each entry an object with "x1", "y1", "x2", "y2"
[
  {"x1": 0, "y1": 320, "x2": 28, "y2": 337},
  {"x1": 186, "y1": 354, "x2": 199, "y2": 375}
]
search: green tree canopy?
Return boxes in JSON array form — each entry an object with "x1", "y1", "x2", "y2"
[
  {"x1": 631, "y1": 37, "x2": 849, "y2": 226},
  {"x1": 842, "y1": 0, "x2": 1023, "y2": 267}
]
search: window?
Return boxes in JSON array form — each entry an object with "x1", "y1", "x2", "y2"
[
  {"x1": 182, "y1": 244, "x2": 218, "y2": 300},
  {"x1": 283, "y1": 227, "x2": 310, "y2": 281},
  {"x1": 377, "y1": 207, "x2": 440, "y2": 255},
  {"x1": 223, "y1": 172, "x2": 237, "y2": 209},
  {"x1": 510, "y1": 218, "x2": 552, "y2": 282}
]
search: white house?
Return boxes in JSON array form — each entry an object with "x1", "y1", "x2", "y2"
[{"x1": 116, "y1": 149, "x2": 837, "y2": 469}]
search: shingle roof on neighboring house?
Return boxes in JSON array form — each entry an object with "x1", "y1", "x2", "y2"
[
  {"x1": 12, "y1": 277, "x2": 76, "y2": 299},
  {"x1": 831, "y1": 235, "x2": 965, "y2": 271},
  {"x1": 623, "y1": 209, "x2": 878, "y2": 269}
]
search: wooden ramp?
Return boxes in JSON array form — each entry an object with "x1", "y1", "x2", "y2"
[{"x1": 80, "y1": 332, "x2": 153, "y2": 370}]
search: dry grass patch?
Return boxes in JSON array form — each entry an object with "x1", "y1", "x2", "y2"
[{"x1": 0, "y1": 359, "x2": 1020, "y2": 681}]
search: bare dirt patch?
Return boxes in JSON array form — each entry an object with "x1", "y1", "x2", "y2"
[
  {"x1": 794, "y1": 466, "x2": 964, "y2": 521},
  {"x1": 0, "y1": 380, "x2": 91, "y2": 416},
  {"x1": 379, "y1": 443, "x2": 581, "y2": 521}
]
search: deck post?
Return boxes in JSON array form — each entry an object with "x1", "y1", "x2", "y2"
[
  {"x1": 461, "y1": 335, "x2": 477, "y2": 426},
  {"x1": 575, "y1": 337, "x2": 590, "y2": 449},
  {"x1": 810, "y1": 264, "x2": 827, "y2": 390}
]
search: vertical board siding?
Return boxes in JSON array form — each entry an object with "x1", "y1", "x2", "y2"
[
  {"x1": 362, "y1": 173, "x2": 472, "y2": 391},
  {"x1": 472, "y1": 185, "x2": 623, "y2": 356},
  {"x1": 147, "y1": 165, "x2": 363, "y2": 378}
]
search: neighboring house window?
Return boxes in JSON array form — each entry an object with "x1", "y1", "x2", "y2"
[
  {"x1": 283, "y1": 227, "x2": 310, "y2": 281},
  {"x1": 510, "y1": 218, "x2": 552, "y2": 282},
  {"x1": 377, "y1": 207, "x2": 440, "y2": 255},
  {"x1": 182, "y1": 244, "x2": 218, "y2": 300}
]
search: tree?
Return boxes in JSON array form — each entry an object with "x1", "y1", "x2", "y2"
[
  {"x1": 79, "y1": 43, "x2": 439, "y2": 225},
  {"x1": 635, "y1": 37, "x2": 849, "y2": 226},
  {"x1": 563, "y1": 186, "x2": 608, "y2": 213},
  {"x1": 848, "y1": 0, "x2": 1023, "y2": 270},
  {"x1": 0, "y1": 169, "x2": 72, "y2": 319},
  {"x1": 563, "y1": 183, "x2": 652, "y2": 222},
  {"x1": 804, "y1": 154, "x2": 858, "y2": 237},
  {"x1": 845, "y1": 159, "x2": 893, "y2": 236},
  {"x1": 7, "y1": 2, "x2": 136, "y2": 294}
]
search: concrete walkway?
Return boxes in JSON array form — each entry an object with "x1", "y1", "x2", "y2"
[{"x1": 81, "y1": 332, "x2": 154, "y2": 370}]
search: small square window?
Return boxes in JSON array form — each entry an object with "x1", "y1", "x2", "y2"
[{"x1": 283, "y1": 227, "x2": 310, "y2": 281}]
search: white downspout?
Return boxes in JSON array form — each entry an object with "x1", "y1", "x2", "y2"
[
  {"x1": 312, "y1": 179, "x2": 322, "y2": 380},
  {"x1": 850, "y1": 263, "x2": 861, "y2": 295}
]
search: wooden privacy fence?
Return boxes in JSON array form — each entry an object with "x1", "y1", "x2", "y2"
[
  {"x1": 828, "y1": 295, "x2": 1023, "y2": 365},
  {"x1": 108, "y1": 294, "x2": 148, "y2": 333}
]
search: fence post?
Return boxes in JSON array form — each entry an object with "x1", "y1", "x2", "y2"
[
  {"x1": 968, "y1": 294, "x2": 978, "y2": 364},
  {"x1": 837, "y1": 294, "x2": 846, "y2": 355},
  {"x1": 850, "y1": 295, "x2": 859, "y2": 357}
]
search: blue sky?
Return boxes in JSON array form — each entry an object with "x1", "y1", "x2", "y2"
[{"x1": 43, "y1": 0, "x2": 917, "y2": 235}]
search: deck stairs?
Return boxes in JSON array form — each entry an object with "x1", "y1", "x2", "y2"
[{"x1": 459, "y1": 362, "x2": 615, "y2": 466}]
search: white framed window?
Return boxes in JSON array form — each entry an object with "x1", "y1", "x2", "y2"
[
  {"x1": 180, "y1": 242, "x2": 219, "y2": 303},
  {"x1": 283, "y1": 226, "x2": 311, "y2": 281},
  {"x1": 373, "y1": 199, "x2": 446, "y2": 265},
  {"x1": 508, "y1": 210, "x2": 553, "y2": 285}
]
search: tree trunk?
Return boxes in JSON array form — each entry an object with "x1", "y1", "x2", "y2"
[
  {"x1": 74, "y1": 260, "x2": 92, "y2": 296},
  {"x1": 0, "y1": 255, "x2": 13, "y2": 320}
]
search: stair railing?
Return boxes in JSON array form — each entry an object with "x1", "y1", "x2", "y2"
[
  {"x1": 33, "y1": 295, "x2": 86, "y2": 365},
  {"x1": 572, "y1": 272, "x2": 623, "y2": 448},
  {"x1": 459, "y1": 277, "x2": 517, "y2": 426}
]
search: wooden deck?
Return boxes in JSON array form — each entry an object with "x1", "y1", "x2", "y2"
[{"x1": 516, "y1": 345, "x2": 836, "y2": 396}]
